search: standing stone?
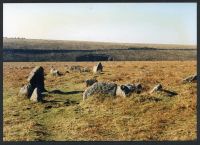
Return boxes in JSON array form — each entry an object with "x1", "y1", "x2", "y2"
[
  {"x1": 50, "y1": 67, "x2": 60, "y2": 76},
  {"x1": 93, "y1": 62, "x2": 103, "y2": 73},
  {"x1": 30, "y1": 88, "x2": 42, "y2": 102},
  {"x1": 27, "y1": 66, "x2": 46, "y2": 92},
  {"x1": 19, "y1": 83, "x2": 33, "y2": 98},
  {"x1": 83, "y1": 82, "x2": 117, "y2": 101}
]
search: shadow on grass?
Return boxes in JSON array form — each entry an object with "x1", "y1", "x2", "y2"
[
  {"x1": 162, "y1": 89, "x2": 178, "y2": 97},
  {"x1": 42, "y1": 99, "x2": 78, "y2": 104},
  {"x1": 47, "y1": 89, "x2": 83, "y2": 95}
]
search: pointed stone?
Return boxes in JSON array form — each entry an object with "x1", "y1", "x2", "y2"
[
  {"x1": 27, "y1": 66, "x2": 46, "y2": 92},
  {"x1": 93, "y1": 62, "x2": 103, "y2": 73}
]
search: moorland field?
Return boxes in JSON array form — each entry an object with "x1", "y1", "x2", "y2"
[{"x1": 3, "y1": 61, "x2": 197, "y2": 141}]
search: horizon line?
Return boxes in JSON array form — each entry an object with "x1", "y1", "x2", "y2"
[{"x1": 3, "y1": 37, "x2": 197, "y2": 46}]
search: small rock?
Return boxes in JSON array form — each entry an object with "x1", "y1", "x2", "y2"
[
  {"x1": 182, "y1": 74, "x2": 197, "y2": 83},
  {"x1": 85, "y1": 79, "x2": 98, "y2": 87},
  {"x1": 135, "y1": 83, "x2": 143, "y2": 93},
  {"x1": 150, "y1": 84, "x2": 162, "y2": 93},
  {"x1": 124, "y1": 84, "x2": 135, "y2": 92}
]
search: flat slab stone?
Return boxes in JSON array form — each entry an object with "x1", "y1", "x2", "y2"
[{"x1": 83, "y1": 82, "x2": 117, "y2": 100}]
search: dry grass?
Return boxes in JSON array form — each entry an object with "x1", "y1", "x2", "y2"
[{"x1": 3, "y1": 61, "x2": 197, "y2": 141}]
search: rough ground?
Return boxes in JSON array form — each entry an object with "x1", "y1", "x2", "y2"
[{"x1": 3, "y1": 61, "x2": 197, "y2": 141}]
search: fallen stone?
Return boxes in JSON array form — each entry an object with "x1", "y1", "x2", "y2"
[{"x1": 83, "y1": 82, "x2": 117, "y2": 100}]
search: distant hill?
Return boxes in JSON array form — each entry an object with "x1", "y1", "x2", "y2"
[{"x1": 3, "y1": 38, "x2": 197, "y2": 61}]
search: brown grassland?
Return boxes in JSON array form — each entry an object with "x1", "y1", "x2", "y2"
[{"x1": 3, "y1": 61, "x2": 197, "y2": 141}]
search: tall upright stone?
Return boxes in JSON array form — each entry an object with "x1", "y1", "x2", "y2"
[
  {"x1": 27, "y1": 66, "x2": 46, "y2": 92},
  {"x1": 93, "y1": 62, "x2": 103, "y2": 73}
]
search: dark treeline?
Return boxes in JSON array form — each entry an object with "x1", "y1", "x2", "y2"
[
  {"x1": 3, "y1": 48, "x2": 196, "y2": 62},
  {"x1": 3, "y1": 38, "x2": 197, "y2": 61}
]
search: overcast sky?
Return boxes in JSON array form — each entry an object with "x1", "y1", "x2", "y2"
[{"x1": 3, "y1": 3, "x2": 197, "y2": 45}]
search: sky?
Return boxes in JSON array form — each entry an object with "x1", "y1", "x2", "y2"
[{"x1": 3, "y1": 3, "x2": 197, "y2": 45}]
